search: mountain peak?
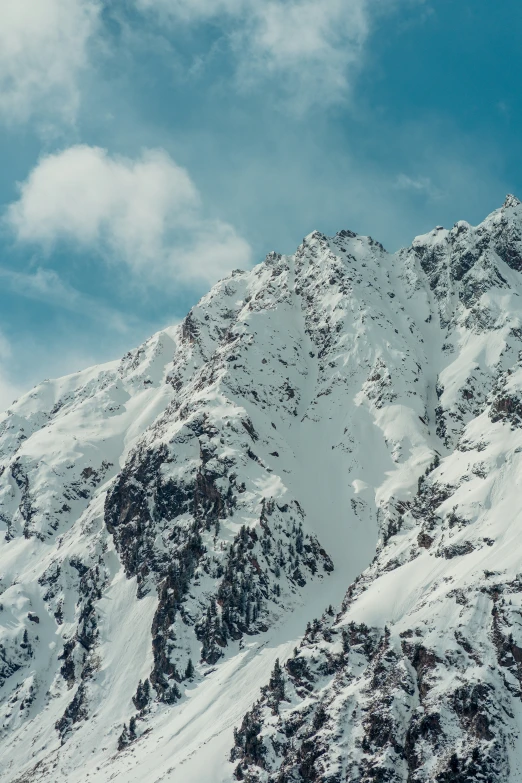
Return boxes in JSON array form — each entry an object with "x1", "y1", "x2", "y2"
[{"x1": 503, "y1": 193, "x2": 521, "y2": 208}]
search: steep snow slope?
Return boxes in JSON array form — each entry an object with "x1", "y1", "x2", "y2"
[
  {"x1": 1, "y1": 197, "x2": 522, "y2": 782},
  {"x1": 232, "y1": 197, "x2": 522, "y2": 783}
]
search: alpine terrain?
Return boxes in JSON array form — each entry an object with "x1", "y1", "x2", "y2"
[{"x1": 2, "y1": 196, "x2": 522, "y2": 782}]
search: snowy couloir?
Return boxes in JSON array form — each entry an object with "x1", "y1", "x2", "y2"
[{"x1": 2, "y1": 197, "x2": 522, "y2": 782}]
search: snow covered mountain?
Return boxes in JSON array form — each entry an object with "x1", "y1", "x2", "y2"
[{"x1": 2, "y1": 196, "x2": 522, "y2": 782}]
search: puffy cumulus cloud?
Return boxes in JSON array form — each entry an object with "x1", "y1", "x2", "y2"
[
  {"x1": 135, "y1": 0, "x2": 409, "y2": 109},
  {"x1": 5, "y1": 145, "x2": 252, "y2": 285},
  {"x1": 0, "y1": 0, "x2": 100, "y2": 124}
]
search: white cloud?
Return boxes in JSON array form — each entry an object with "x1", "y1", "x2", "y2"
[
  {"x1": 0, "y1": 0, "x2": 100, "y2": 124},
  {"x1": 135, "y1": 0, "x2": 411, "y2": 109},
  {"x1": 234, "y1": 0, "x2": 368, "y2": 107},
  {"x1": 5, "y1": 145, "x2": 252, "y2": 285},
  {"x1": 0, "y1": 0, "x2": 420, "y2": 122}
]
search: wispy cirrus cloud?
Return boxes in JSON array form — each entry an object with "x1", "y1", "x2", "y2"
[
  {"x1": 0, "y1": 0, "x2": 423, "y2": 125},
  {"x1": 5, "y1": 145, "x2": 252, "y2": 286},
  {"x1": 0, "y1": 0, "x2": 100, "y2": 125},
  {"x1": 0, "y1": 265, "x2": 132, "y2": 333},
  {"x1": 134, "y1": 0, "x2": 415, "y2": 110},
  {"x1": 394, "y1": 173, "x2": 442, "y2": 199}
]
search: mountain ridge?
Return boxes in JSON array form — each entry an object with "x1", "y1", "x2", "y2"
[{"x1": 1, "y1": 198, "x2": 522, "y2": 781}]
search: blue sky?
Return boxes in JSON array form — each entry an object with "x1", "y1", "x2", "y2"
[{"x1": 0, "y1": 0, "x2": 521, "y2": 408}]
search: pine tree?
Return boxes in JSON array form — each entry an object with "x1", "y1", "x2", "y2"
[
  {"x1": 263, "y1": 658, "x2": 286, "y2": 714},
  {"x1": 231, "y1": 703, "x2": 265, "y2": 767},
  {"x1": 163, "y1": 682, "x2": 181, "y2": 704},
  {"x1": 269, "y1": 659, "x2": 285, "y2": 699},
  {"x1": 21, "y1": 628, "x2": 32, "y2": 657},
  {"x1": 133, "y1": 678, "x2": 152, "y2": 711},
  {"x1": 117, "y1": 723, "x2": 129, "y2": 751},
  {"x1": 185, "y1": 658, "x2": 194, "y2": 679}
]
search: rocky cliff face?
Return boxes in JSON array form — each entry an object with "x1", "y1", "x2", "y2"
[{"x1": 1, "y1": 198, "x2": 522, "y2": 782}]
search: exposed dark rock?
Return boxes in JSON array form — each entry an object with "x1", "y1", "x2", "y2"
[{"x1": 55, "y1": 683, "x2": 88, "y2": 743}]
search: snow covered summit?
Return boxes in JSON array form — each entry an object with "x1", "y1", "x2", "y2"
[{"x1": 2, "y1": 198, "x2": 522, "y2": 781}]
